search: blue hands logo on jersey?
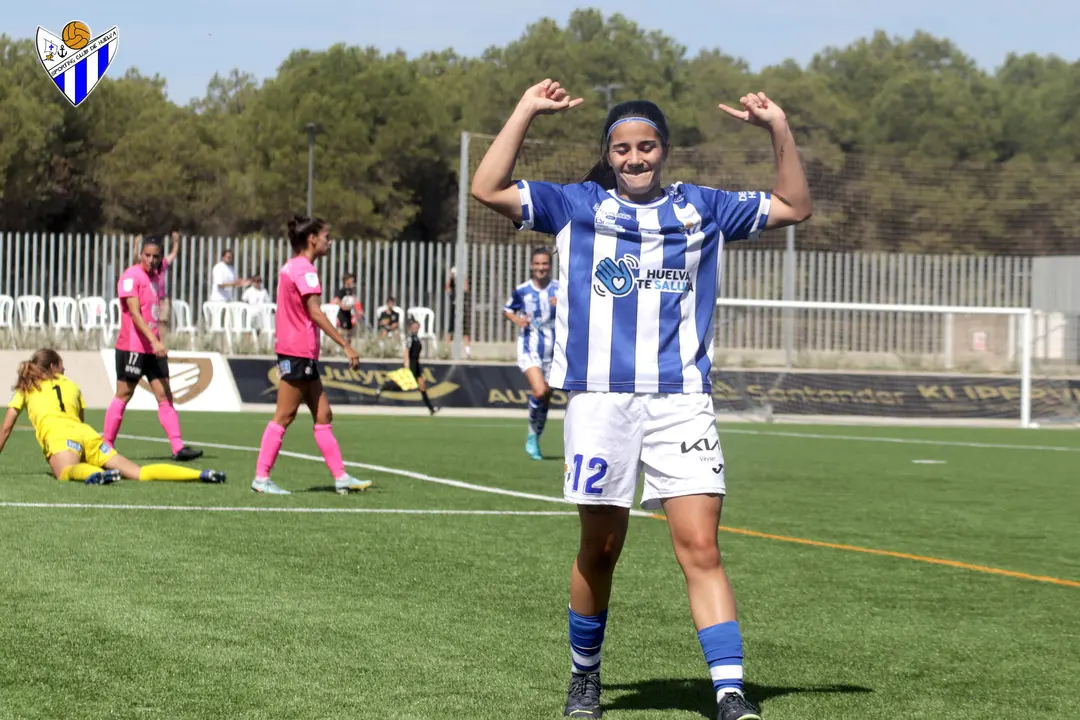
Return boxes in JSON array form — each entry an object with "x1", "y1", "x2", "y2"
[{"x1": 593, "y1": 255, "x2": 639, "y2": 298}]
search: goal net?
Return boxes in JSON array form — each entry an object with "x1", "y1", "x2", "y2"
[{"x1": 711, "y1": 300, "x2": 1080, "y2": 427}]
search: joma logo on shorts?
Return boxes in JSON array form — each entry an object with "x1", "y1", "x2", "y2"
[{"x1": 680, "y1": 437, "x2": 718, "y2": 454}]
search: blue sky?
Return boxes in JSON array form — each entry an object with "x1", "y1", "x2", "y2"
[{"x1": 8, "y1": 0, "x2": 1079, "y2": 105}]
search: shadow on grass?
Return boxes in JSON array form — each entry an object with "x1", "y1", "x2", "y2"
[{"x1": 604, "y1": 678, "x2": 873, "y2": 718}]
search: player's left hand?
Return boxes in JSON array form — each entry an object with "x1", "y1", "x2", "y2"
[
  {"x1": 344, "y1": 346, "x2": 359, "y2": 370},
  {"x1": 718, "y1": 92, "x2": 787, "y2": 130}
]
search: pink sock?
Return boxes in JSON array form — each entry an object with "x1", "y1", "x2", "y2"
[
  {"x1": 103, "y1": 397, "x2": 127, "y2": 445},
  {"x1": 313, "y1": 424, "x2": 346, "y2": 479},
  {"x1": 256, "y1": 422, "x2": 286, "y2": 478},
  {"x1": 157, "y1": 400, "x2": 185, "y2": 454}
]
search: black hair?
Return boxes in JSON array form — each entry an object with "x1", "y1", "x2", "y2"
[
  {"x1": 141, "y1": 235, "x2": 164, "y2": 251},
  {"x1": 531, "y1": 247, "x2": 552, "y2": 262},
  {"x1": 287, "y1": 215, "x2": 327, "y2": 253},
  {"x1": 582, "y1": 100, "x2": 671, "y2": 190}
]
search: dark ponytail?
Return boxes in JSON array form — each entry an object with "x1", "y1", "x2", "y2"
[
  {"x1": 287, "y1": 215, "x2": 327, "y2": 253},
  {"x1": 581, "y1": 100, "x2": 671, "y2": 190}
]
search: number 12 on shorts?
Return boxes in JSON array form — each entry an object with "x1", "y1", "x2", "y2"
[{"x1": 568, "y1": 454, "x2": 607, "y2": 495}]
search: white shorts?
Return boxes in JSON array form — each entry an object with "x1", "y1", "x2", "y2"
[
  {"x1": 516, "y1": 337, "x2": 552, "y2": 378},
  {"x1": 563, "y1": 392, "x2": 725, "y2": 510}
]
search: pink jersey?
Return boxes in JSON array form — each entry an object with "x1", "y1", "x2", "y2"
[
  {"x1": 116, "y1": 264, "x2": 160, "y2": 353},
  {"x1": 149, "y1": 258, "x2": 169, "y2": 299},
  {"x1": 275, "y1": 256, "x2": 323, "y2": 359}
]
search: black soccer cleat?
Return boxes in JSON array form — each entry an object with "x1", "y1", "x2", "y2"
[
  {"x1": 173, "y1": 446, "x2": 204, "y2": 462},
  {"x1": 717, "y1": 691, "x2": 761, "y2": 720},
  {"x1": 564, "y1": 672, "x2": 602, "y2": 718},
  {"x1": 85, "y1": 469, "x2": 121, "y2": 486},
  {"x1": 199, "y1": 470, "x2": 227, "y2": 484}
]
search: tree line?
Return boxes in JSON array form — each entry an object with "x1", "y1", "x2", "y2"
[{"x1": 1, "y1": 9, "x2": 1078, "y2": 253}]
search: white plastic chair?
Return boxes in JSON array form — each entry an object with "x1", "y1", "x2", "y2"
[
  {"x1": 320, "y1": 303, "x2": 340, "y2": 351},
  {"x1": 407, "y1": 306, "x2": 438, "y2": 356},
  {"x1": 0, "y1": 295, "x2": 15, "y2": 348},
  {"x1": 107, "y1": 298, "x2": 122, "y2": 345},
  {"x1": 226, "y1": 301, "x2": 257, "y2": 352},
  {"x1": 202, "y1": 301, "x2": 230, "y2": 352},
  {"x1": 77, "y1": 296, "x2": 109, "y2": 348},
  {"x1": 170, "y1": 299, "x2": 198, "y2": 350},
  {"x1": 257, "y1": 303, "x2": 277, "y2": 351},
  {"x1": 49, "y1": 296, "x2": 79, "y2": 349},
  {"x1": 15, "y1": 295, "x2": 46, "y2": 344}
]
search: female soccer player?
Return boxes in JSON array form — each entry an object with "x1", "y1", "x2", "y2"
[
  {"x1": 471, "y1": 80, "x2": 812, "y2": 720},
  {"x1": 251, "y1": 215, "x2": 371, "y2": 496},
  {"x1": 0, "y1": 349, "x2": 226, "y2": 485},
  {"x1": 503, "y1": 247, "x2": 558, "y2": 460},
  {"x1": 104, "y1": 236, "x2": 202, "y2": 462}
]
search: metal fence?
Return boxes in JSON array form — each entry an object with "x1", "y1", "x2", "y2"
[{"x1": 3, "y1": 231, "x2": 1072, "y2": 358}]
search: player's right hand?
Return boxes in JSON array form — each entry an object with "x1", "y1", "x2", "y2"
[
  {"x1": 344, "y1": 346, "x2": 360, "y2": 370},
  {"x1": 519, "y1": 79, "x2": 583, "y2": 116},
  {"x1": 152, "y1": 341, "x2": 168, "y2": 358}
]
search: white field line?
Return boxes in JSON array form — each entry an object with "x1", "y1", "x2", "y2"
[
  {"x1": 0, "y1": 502, "x2": 578, "y2": 516},
  {"x1": 116, "y1": 433, "x2": 655, "y2": 518},
  {"x1": 716, "y1": 428, "x2": 1080, "y2": 453}
]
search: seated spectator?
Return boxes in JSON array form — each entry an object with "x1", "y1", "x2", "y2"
[
  {"x1": 242, "y1": 275, "x2": 271, "y2": 305},
  {"x1": 378, "y1": 297, "x2": 401, "y2": 338}
]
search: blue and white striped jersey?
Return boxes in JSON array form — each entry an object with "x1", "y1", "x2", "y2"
[
  {"x1": 516, "y1": 180, "x2": 770, "y2": 393},
  {"x1": 504, "y1": 279, "x2": 559, "y2": 363}
]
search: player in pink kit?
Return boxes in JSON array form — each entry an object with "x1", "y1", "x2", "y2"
[
  {"x1": 103, "y1": 237, "x2": 203, "y2": 461},
  {"x1": 251, "y1": 216, "x2": 371, "y2": 495}
]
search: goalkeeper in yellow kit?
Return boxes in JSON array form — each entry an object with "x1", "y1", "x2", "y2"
[{"x1": 0, "y1": 349, "x2": 226, "y2": 485}]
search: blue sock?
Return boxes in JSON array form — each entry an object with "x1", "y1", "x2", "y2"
[
  {"x1": 528, "y1": 396, "x2": 540, "y2": 436},
  {"x1": 535, "y1": 397, "x2": 550, "y2": 437},
  {"x1": 569, "y1": 607, "x2": 607, "y2": 675},
  {"x1": 698, "y1": 621, "x2": 744, "y2": 699}
]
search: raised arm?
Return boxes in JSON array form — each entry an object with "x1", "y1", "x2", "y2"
[
  {"x1": 166, "y1": 231, "x2": 181, "y2": 263},
  {"x1": 470, "y1": 79, "x2": 583, "y2": 223},
  {"x1": 719, "y1": 93, "x2": 812, "y2": 229}
]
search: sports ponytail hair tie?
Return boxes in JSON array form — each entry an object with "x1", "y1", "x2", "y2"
[{"x1": 606, "y1": 116, "x2": 661, "y2": 139}]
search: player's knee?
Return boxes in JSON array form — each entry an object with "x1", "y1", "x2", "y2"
[
  {"x1": 673, "y1": 532, "x2": 722, "y2": 570},
  {"x1": 578, "y1": 538, "x2": 622, "y2": 575},
  {"x1": 532, "y1": 387, "x2": 548, "y2": 402},
  {"x1": 318, "y1": 408, "x2": 334, "y2": 425},
  {"x1": 274, "y1": 409, "x2": 298, "y2": 427}
]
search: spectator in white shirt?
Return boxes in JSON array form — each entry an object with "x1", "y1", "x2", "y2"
[
  {"x1": 210, "y1": 249, "x2": 250, "y2": 302},
  {"x1": 242, "y1": 275, "x2": 270, "y2": 305}
]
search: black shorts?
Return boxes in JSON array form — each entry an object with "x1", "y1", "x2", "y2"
[
  {"x1": 277, "y1": 355, "x2": 319, "y2": 382},
  {"x1": 116, "y1": 349, "x2": 169, "y2": 383},
  {"x1": 338, "y1": 310, "x2": 354, "y2": 330},
  {"x1": 410, "y1": 363, "x2": 422, "y2": 379}
]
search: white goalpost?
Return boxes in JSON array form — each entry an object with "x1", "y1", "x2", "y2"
[{"x1": 713, "y1": 298, "x2": 1038, "y2": 428}]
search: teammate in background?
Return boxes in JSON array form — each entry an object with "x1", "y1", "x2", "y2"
[
  {"x1": 131, "y1": 231, "x2": 180, "y2": 326},
  {"x1": 252, "y1": 215, "x2": 371, "y2": 496},
  {"x1": 471, "y1": 80, "x2": 812, "y2": 720},
  {"x1": 104, "y1": 237, "x2": 203, "y2": 462},
  {"x1": 374, "y1": 317, "x2": 439, "y2": 415},
  {"x1": 332, "y1": 274, "x2": 361, "y2": 347},
  {"x1": 503, "y1": 248, "x2": 558, "y2": 460},
  {"x1": 0, "y1": 349, "x2": 226, "y2": 485}
]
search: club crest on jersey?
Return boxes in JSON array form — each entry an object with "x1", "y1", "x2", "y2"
[
  {"x1": 593, "y1": 255, "x2": 694, "y2": 298},
  {"x1": 36, "y1": 22, "x2": 119, "y2": 107}
]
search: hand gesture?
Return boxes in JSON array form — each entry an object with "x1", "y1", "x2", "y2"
[
  {"x1": 152, "y1": 339, "x2": 169, "y2": 358},
  {"x1": 718, "y1": 92, "x2": 787, "y2": 130},
  {"x1": 345, "y1": 345, "x2": 359, "y2": 370},
  {"x1": 519, "y1": 79, "x2": 584, "y2": 117}
]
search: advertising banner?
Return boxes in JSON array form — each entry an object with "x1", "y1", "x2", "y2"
[
  {"x1": 228, "y1": 358, "x2": 1080, "y2": 420},
  {"x1": 101, "y1": 350, "x2": 241, "y2": 411}
]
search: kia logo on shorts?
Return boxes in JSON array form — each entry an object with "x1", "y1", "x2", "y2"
[{"x1": 680, "y1": 437, "x2": 718, "y2": 454}]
